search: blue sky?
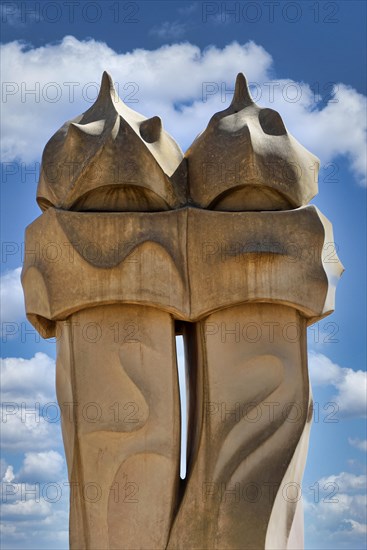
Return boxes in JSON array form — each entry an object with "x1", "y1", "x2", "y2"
[{"x1": 0, "y1": 1, "x2": 366, "y2": 549}]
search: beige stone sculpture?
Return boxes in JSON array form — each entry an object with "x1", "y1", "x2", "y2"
[{"x1": 22, "y1": 72, "x2": 343, "y2": 549}]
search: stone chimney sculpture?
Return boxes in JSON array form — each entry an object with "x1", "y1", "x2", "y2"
[{"x1": 22, "y1": 72, "x2": 343, "y2": 549}]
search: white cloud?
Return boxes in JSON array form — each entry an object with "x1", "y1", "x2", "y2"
[
  {"x1": 305, "y1": 84, "x2": 366, "y2": 184},
  {"x1": 0, "y1": 523, "x2": 17, "y2": 536},
  {"x1": 17, "y1": 451, "x2": 65, "y2": 483},
  {"x1": 0, "y1": 38, "x2": 272, "y2": 159},
  {"x1": 305, "y1": 471, "x2": 367, "y2": 549},
  {"x1": 0, "y1": 458, "x2": 9, "y2": 479},
  {"x1": 0, "y1": 267, "x2": 25, "y2": 324},
  {"x1": 1, "y1": 451, "x2": 68, "y2": 546},
  {"x1": 150, "y1": 21, "x2": 187, "y2": 39},
  {"x1": 308, "y1": 351, "x2": 367, "y2": 418},
  {"x1": 1, "y1": 498, "x2": 52, "y2": 518},
  {"x1": 1, "y1": 408, "x2": 61, "y2": 452},
  {"x1": 343, "y1": 520, "x2": 367, "y2": 535},
  {"x1": 348, "y1": 438, "x2": 367, "y2": 452},
  {"x1": 319, "y1": 472, "x2": 367, "y2": 493},
  {"x1": 308, "y1": 351, "x2": 341, "y2": 386},
  {"x1": 0, "y1": 452, "x2": 69, "y2": 548},
  {"x1": 0, "y1": 512, "x2": 69, "y2": 549},
  {"x1": 1, "y1": 453, "x2": 68, "y2": 533},
  {"x1": 1, "y1": 353, "x2": 61, "y2": 452},
  {"x1": 336, "y1": 369, "x2": 367, "y2": 417},
  {"x1": 2, "y1": 36, "x2": 365, "y2": 184},
  {"x1": 3, "y1": 465, "x2": 15, "y2": 483},
  {"x1": 1, "y1": 352, "x2": 56, "y2": 404},
  {"x1": 2, "y1": 451, "x2": 65, "y2": 487}
]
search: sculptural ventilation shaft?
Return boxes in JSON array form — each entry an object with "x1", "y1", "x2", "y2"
[{"x1": 22, "y1": 72, "x2": 343, "y2": 549}]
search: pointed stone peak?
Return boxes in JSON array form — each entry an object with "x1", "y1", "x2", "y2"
[
  {"x1": 140, "y1": 116, "x2": 162, "y2": 143},
  {"x1": 98, "y1": 71, "x2": 118, "y2": 103},
  {"x1": 37, "y1": 71, "x2": 185, "y2": 211},
  {"x1": 81, "y1": 71, "x2": 120, "y2": 121},
  {"x1": 230, "y1": 73, "x2": 253, "y2": 111}
]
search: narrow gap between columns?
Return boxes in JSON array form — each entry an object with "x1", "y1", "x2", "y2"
[{"x1": 175, "y1": 335, "x2": 187, "y2": 480}]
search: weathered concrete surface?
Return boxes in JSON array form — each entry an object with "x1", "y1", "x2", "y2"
[
  {"x1": 22, "y1": 205, "x2": 341, "y2": 337},
  {"x1": 168, "y1": 303, "x2": 311, "y2": 550},
  {"x1": 37, "y1": 72, "x2": 186, "y2": 212},
  {"x1": 56, "y1": 305, "x2": 180, "y2": 549},
  {"x1": 22, "y1": 70, "x2": 343, "y2": 549},
  {"x1": 186, "y1": 74, "x2": 320, "y2": 211}
]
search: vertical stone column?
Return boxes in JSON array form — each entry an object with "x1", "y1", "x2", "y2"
[
  {"x1": 168, "y1": 304, "x2": 312, "y2": 549},
  {"x1": 56, "y1": 305, "x2": 180, "y2": 549}
]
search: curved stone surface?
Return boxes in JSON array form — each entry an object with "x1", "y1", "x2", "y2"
[
  {"x1": 21, "y1": 70, "x2": 344, "y2": 550},
  {"x1": 56, "y1": 305, "x2": 181, "y2": 549},
  {"x1": 37, "y1": 72, "x2": 186, "y2": 212},
  {"x1": 186, "y1": 73, "x2": 320, "y2": 211},
  {"x1": 22, "y1": 206, "x2": 343, "y2": 337},
  {"x1": 167, "y1": 303, "x2": 311, "y2": 549}
]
